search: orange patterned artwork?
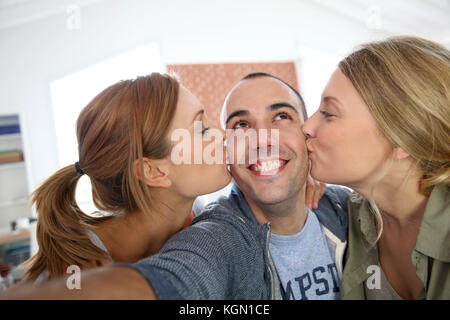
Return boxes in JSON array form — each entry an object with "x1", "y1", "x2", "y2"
[{"x1": 167, "y1": 62, "x2": 299, "y2": 127}]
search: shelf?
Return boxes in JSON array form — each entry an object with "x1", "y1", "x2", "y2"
[
  {"x1": 0, "y1": 229, "x2": 30, "y2": 245},
  {"x1": 0, "y1": 161, "x2": 25, "y2": 171},
  {"x1": 0, "y1": 114, "x2": 30, "y2": 233},
  {"x1": 0, "y1": 198, "x2": 29, "y2": 209},
  {"x1": 0, "y1": 161, "x2": 25, "y2": 170},
  {"x1": 0, "y1": 133, "x2": 21, "y2": 141}
]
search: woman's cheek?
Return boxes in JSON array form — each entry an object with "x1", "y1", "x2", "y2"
[{"x1": 201, "y1": 137, "x2": 224, "y2": 165}]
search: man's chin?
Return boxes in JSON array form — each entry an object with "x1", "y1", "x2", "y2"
[
  {"x1": 247, "y1": 187, "x2": 289, "y2": 207},
  {"x1": 232, "y1": 167, "x2": 296, "y2": 200}
]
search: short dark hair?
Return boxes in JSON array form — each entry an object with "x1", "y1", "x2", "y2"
[{"x1": 240, "y1": 72, "x2": 308, "y2": 121}]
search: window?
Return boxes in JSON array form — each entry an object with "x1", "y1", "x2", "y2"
[{"x1": 297, "y1": 46, "x2": 341, "y2": 117}]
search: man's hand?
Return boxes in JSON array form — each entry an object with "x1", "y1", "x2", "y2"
[
  {"x1": 0, "y1": 263, "x2": 12, "y2": 278},
  {"x1": 305, "y1": 174, "x2": 326, "y2": 210},
  {"x1": 0, "y1": 265, "x2": 156, "y2": 300}
]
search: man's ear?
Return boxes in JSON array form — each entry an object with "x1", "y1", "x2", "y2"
[
  {"x1": 133, "y1": 158, "x2": 171, "y2": 188},
  {"x1": 393, "y1": 146, "x2": 410, "y2": 160}
]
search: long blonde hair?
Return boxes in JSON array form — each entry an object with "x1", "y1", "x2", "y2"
[
  {"x1": 23, "y1": 73, "x2": 179, "y2": 281},
  {"x1": 339, "y1": 36, "x2": 450, "y2": 240}
]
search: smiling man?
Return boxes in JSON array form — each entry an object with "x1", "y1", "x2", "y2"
[
  {"x1": 223, "y1": 74, "x2": 310, "y2": 235},
  {"x1": 2, "y1": 73, "x2": 350, "y2": 300},
  {"x1": 221, "y1": 73, "x2": 349, "y2": 299}
]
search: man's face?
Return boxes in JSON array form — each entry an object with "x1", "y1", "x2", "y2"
[{"x1": 224, "y1": 77, "x2": 309, "y2": 208}]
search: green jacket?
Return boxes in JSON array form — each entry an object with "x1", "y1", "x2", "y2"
[{"x1": 342, "y1": 184, "x2": 450, "y2": 300}]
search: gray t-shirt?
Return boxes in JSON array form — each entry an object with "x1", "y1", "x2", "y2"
[
  {"x1": 269, "y1": 210, "x2": 341, "y2": 300},
  {"x1": 365, "y1": 266, "x2": 403, "y2": 300}
]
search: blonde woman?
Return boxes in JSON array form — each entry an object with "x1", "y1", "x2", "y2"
[
  {"x1": 303, "y1": 36, "x2": 449, "y2": 299},
  {"x1": 23, "y1": 73, "x2": 232, "y2": 281}
]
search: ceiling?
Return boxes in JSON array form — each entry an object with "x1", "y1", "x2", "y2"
[
  {"x1": 311, "y1": 0, "x2": 450, "y2": 45},
  {"x1": 0, "y1": 0, "x2": 102, "y2": 29},
  {"x1": 0, "y1": 0, "x2": 449, "y2": 45}
]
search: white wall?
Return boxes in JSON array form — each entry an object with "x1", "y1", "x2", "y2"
[{"x1": 0, "y1": 0, "x2": 448, "y2": 192}]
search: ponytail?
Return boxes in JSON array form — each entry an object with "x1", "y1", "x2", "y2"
[{"x1": 22, "y1": 164, "x2": 111, "y2": 281}]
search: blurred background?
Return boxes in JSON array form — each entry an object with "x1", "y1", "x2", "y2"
[{"x1": 0, "y1": 0, "x2": 449, "y2": 286}]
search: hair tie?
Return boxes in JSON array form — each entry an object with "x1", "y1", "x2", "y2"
[{"x1": 74, "y1": 162, "x2": 85, "y2": 175}]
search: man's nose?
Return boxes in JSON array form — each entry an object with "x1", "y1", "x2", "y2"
[
  {"x1": 255, "y1": 127, "x2": 280, "y2": 155},
  {"x1": 255, "y1": 127, "x2": 270, "y2": 148}
]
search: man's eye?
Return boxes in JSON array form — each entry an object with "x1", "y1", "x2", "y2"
[
  {"x1": 274, "y1": 112, "x2": 291, "y2": 121},
  {"x1": 233, "y1": 120, "x2": 249, "y2": 129}
]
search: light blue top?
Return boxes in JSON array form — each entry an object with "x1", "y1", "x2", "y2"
[{"x1": 269, "y1": 210, "x2": 341, "y2": 300}]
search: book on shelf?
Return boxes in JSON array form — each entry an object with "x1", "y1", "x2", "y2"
[
  {"x1": 0, "y1": 150, "x2": 23, "y2": 164},
  {"x1": 0, "y1": 115, "x2": 20, "y2": 135},
  {"x1": 0, "y1": 115, "x2": 19, "y2": 127},
  {"x1": 0, "y1": 125, "x2": 20, "y2": 135}
]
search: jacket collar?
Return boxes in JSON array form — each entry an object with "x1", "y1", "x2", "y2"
[
  {"x1": 415, "y1": 184, "x2": 450, "y2": 262},
  {"x1": 229, "y1": 183, "x2": 260, "y2": 226},
  {"x1": 354, "y1": 184, "x2": 450, "y2": 262}
]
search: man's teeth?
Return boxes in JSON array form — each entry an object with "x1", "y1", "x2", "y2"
[{"x1": 251, "y1": 160, "x2": 283, "y2": 172}]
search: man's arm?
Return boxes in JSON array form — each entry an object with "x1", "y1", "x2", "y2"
[
  {"x1": 1, "y1": 266, "x2": 156, "y2": 300},
  {"x1": 3, "y1": 205, "x2": 240, "y2": 300}
]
